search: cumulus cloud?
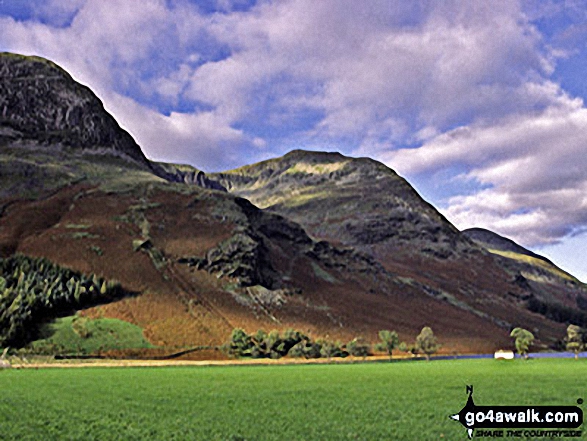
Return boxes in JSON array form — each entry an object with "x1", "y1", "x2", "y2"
[
  {"x1": 0, "y1": 0, "x2": 554, "y2": 160},
  {"x1": 188, "y1": 0, "x2": 551, "y2": 143},
  {"x1": 387, "y1": 86, "x2": 587, "y2": 246},
  {"x1": 104, "y1": 93, "x2": 261, "y2": 170}
]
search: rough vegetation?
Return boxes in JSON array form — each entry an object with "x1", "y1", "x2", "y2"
[{"x1": 224, "y1": 327, "x2": 333, "y2": 359}]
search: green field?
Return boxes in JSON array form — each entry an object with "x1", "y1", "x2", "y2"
[
  {"x1": 0, "y1": 359, "x2": 585, "y2": 440},
  {"x1": 30, "y1": 316, "x2": 153, "y2": 354}
]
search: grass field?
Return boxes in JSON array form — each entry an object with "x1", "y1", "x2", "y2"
[{"x1": 0, "y1": 359, "x2": 585, "y2": 440}]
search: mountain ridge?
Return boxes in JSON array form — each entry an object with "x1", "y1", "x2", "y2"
[
  {"x1": 1, "y1": 52, "x2": 585, "y2": 356},
  {"x1": 0, "y1": 52, "x2": 150, "y2": 168}
]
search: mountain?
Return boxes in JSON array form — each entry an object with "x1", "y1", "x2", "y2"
[
  {"x1": 463, "y1": 228, "x2": 553, "y2": 264},
  {"x1": 462, "y1": 228, "x2": 587, "y2": 320},
  {"x1": 0, "y1": 52, "x2": 223, "y2": 200},
  {"x1": 212, "y1": 149, "x2": 477, "y2": 260},
  {"x1": 213, "y1": 150, "x2": 587, "y2": 345},
  {"x1": 1, "y1": 52, "x2": 586, "y2": 357}
]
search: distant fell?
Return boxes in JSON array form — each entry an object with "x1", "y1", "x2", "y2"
[
  {"x1": 0, "y1": 53, "x2": 224, "y2": 196},
  {"x1": 213, "y1": 149, "x2": 476, "y2": 260},
  {"x1": 463, "y1": 227, "x2": 582, "y2": 286}
]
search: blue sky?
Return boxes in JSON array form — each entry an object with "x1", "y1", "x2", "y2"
[{"x1": 0, "y1": 0, "x2": 586, "y2": 281}]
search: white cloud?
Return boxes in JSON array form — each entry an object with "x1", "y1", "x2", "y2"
[
  {"x1": 196, "y1": 0, "x2": 549, "y2": 137},
  {"x1": 0, "y1": 0, "x2": 554, "y2": 159},
  {"x1": 387, "y1": 88, "x2": 587, "y2": 247},
  {"x1": 32, "y1": 0, "x2": 87, "y2": 27}
]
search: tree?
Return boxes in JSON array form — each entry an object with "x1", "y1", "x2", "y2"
[
  {"x1": 226, "y1": 328, "x2": 253, "y2": 358},
  {"x1": 566, "y1": 324, "x2": 585, "y2": 359},
  {"x1": 278, "y1": 329, "x2": 306, "y2": 356},
  {"x1": 510, "y1": 327, "x2": 534, "y2": 359},
  {"x1": 251, "y1": 329, "x2": 268, "y2": 358},
  {"x1": 347, "y1": 338, "x2": 370, "y2": 359},
  {"x1": 265, "y1": 330, "x2": 282, "y2": 359},
  {"x1": 376, "y1": 330, "x2": 399, "y2": 361},
  {"x1": 318, "y1": 339, "x2": 343, "y2": 360},
  {"x1": 415, "y1": 326, "x2": 439, "y2": 361},
  {"x1": 398, "y1": 341, "x2": 417, "y2": 357}
]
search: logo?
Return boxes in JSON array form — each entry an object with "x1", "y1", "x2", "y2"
[{"x1": 450, "y1": 386, "x2": 583, "y2": 439}]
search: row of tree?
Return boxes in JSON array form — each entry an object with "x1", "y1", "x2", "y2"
[
  {"x1": 228, "y1": 324, "x2": 587, "y2": 361},
  {"x1": 510, "y1": 324, "x2": 587, "y2": 359},
  {"x1": 224, "y1": 326, "x2": 440, "y2": 360},
  {"x1": 0, "y1": 254, "x2": 126, "y2": 347}
]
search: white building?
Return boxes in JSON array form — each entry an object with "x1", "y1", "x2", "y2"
[{"x1": 494, "y1": 350, "x2": 514, "y2": 360}]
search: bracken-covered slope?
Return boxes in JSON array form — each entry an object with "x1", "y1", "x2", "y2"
[
  {"x1": 1, "y1": 53, "x2": 585, "y2": 356},
  {"x1": 1, "y1": 168, "x2": 517, "y2": 354}
]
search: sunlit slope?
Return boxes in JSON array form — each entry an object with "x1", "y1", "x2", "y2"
[
  {"x1": 463, "y1": 228, "x2": 587, "y2": 324},
  {"x1": 214, "y1": 150, "x2": 587, "y2": 346}
]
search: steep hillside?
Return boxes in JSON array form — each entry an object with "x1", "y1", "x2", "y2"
[
  {"x1": 1, "y1": 176, "x2": 517, "y2": 354},
  {"x1": 214, "y1": 150, "x2": 587, "y2": 346},
  {"x1": 0, "y1": 54, "x2": 511, "y2": 354},
  {"x1": 0, "y1": 53, "x2": 150, "y2": 167},
  {"x1": 0, "y1": 52, "x2": 222, "y2": 197},
  {"x1": 463, "y1": 228, "x2": 553, "y2": 264}
]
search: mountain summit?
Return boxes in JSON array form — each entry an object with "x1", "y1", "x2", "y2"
[
  {"x1": 0, "y1": 53, "x2": 149, "y2": 167},
  {"x1": 213, "y1": 149, "x2": 476, "y2": 260}
]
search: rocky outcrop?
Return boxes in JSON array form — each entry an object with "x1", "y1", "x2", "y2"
[
  {"x1": 178, "y1": 195, "x2": 390, "y2": 290},
  {"x1": 151, "y1": 162, "x2": 226, "y2": 191},
  {"x1": 0, "y1": 53, "x2": 151, "y2": 167}
]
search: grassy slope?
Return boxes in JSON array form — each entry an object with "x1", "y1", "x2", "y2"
[
  {"x1": 0, "y1": 146, "x2": 162, "y2": 200},
  {"x1": 487, "y1": 248, "x2": 578, "y2": 283},
  {"x1": 0, "y1": 359, "x2": 585, "y2": 440},
  {"x1": 30, "y1": 315, "x2": 153, "y2": 354}
]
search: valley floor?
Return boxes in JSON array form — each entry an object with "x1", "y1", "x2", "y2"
[{"x1": 1, "y1": 358, "x2": 584, "y2": 440}]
